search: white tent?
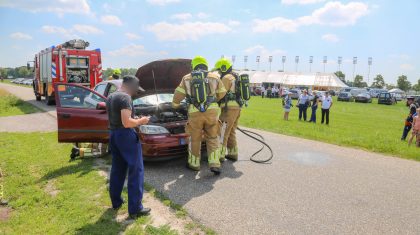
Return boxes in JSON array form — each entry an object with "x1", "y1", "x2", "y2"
[
  {"x1": 388, "y1": 88, "x2": 405, "y2": 94},
  {"x1": 238, "y1": 71, "x2": 348, "y2": 89}
]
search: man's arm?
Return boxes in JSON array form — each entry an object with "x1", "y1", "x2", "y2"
[
  {"x1": 121, "y1": 109, "x2": 149, "y2": 128},
  {"x1": 172, "y1": 78, "x2": 187, "y2": 108},
  {"x1": 329, "y1": 98, "x2": 333, "y2": 108}
]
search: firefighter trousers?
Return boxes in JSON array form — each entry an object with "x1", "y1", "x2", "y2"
[
  {"x1": 219, "y1": 108, "x2": 241, "y2": 160},
  {"x1": 186, "y1": 109, "x2": 221, "y2": 170},
  {"x1": 109, "y1": 128, "x2": 144, "y2": 215}
]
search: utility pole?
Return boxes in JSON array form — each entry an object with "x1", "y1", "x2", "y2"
[
  {"x1": 295, "y1": 56, "x2": 299, "y2": 72},
  {"x1": 323, "y1": 56, "x2": 327, "y2": 73},
  {"x1": 282, "y1": 56, "x2": 286, "y2": 72},
  {"x1": 368, "y1": 57, "x2": 372, "y2": 86},
  {"x1": 256, "y1": 56, "x2": 260, "y2": 70},
  {"x1": 244, "y1": 55, "x2": 248, "y2": 70},
  {"x1": 353, "y1": 56, "x2": 358, "y2": 84},
  {"x1": 269, "y1": 56, "x2": 273, "y2": 72},
  {"x1": 309, "y1": 56, "x2": 313, "y2": 72},
  {"x1": 338, "y1": 56, "x2": 342, "y2": 72}
]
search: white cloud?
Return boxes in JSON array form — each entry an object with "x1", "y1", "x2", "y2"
[
  {"x1": 244, "y1": 45, "x2": 286, "y2": 59},
  {"x1": 72, "y1": 24, "x2": 103, "y2": 34},
  {"x1": 197, "y1": 12, "x2": 210, "y2": 19},
  {"x1": 253, "y1": 17, "x2": 300, "y2": 33},
  {"x1": 42, "y1": 24, "x2": 103, "y2": 39},
  {"x1": 0, "y1": 0, "x2": 90, "y2": 15},
  {"x1": 125, "y1": 33, "x2": 142, "y2": 40},
  {"x1": 282, "y1": 0, "x2": 325, "y2": 5},
  {"x1": 100, "y1": 15, "x2": 123, "y2": 26},
  {"x1": 322, "y1": 33, "x2": 339, "y2": 42},
  {"x1": 146, "y1": 0, "x2": 180, "y2": 6},
  {"x1": 10, "y1": 32, "x2": 32, "y2": 40},
  {"x1": 400, "y1": 64, "x2": 415, "y2": 71},
  {"x1": 109, "y1": 44, "x2": 167, "y2": 57},
  {"x1": 171, "y1": 13, "x2": 193, "y2": 20},
  {"x1": 228, "y1": 20, "x2": 241, "y2": 27},
  {"x1": 147, "y1": 21, "x2": 232, "y2": 41},
  {"x1": 253, "y1": 1, "x2": 369, "y2": 33}
]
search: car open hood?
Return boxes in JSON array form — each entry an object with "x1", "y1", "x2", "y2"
[{"x1": 135, "y1": 59, "x2": 192, "y2": 97}]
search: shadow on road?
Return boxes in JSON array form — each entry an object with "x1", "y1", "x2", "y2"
[{"x1": 144, "y1": 156, "x2": 243, "y2": 206}]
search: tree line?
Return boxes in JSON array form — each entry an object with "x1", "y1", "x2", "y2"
[
  {"x1": 0, "y1": 66, "x2": 33, "y2": 79},
  {"x1": 334, "y1": 71, "x2": 419, "y2": 92}
]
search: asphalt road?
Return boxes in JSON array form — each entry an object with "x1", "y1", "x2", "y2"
[{"x1": 3, "y1": 83, "x2": 420, "y2": 234}]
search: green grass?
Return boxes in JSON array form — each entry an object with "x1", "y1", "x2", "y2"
[
  {"x1": 0, "y1": 88, "x2": 39, "y2": 117},
  {"x1": 240, "y1": 96, "x2": 420, "y2": 161},
  {"x1": 0, "y1": 132, "x2": 149, "y2": 234}
]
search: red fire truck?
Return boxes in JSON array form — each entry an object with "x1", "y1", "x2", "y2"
[{"x1": 29, "y1": 39, "x2": 103, "y2": 105}]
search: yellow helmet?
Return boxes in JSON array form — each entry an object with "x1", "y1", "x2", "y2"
[
  {"x1": 214, "y1": 58, "x2": 232, "y2": 73},
  {"x1": 113, "y1": 68, "x2": 122, "y2": 76},
  {"x1": 191, "y1": 56, "x2": 208, "y2": 70}
]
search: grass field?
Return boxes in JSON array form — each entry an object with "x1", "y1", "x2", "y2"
[
  {"x1": 0, "y1": 88, "x2": 39, "y2": 117},
  {"x1": 0, "y1": 132, "x2": 180, "y2": 235},
  {"x1": 240, "y1": 96, "x2": 420, "y2": 161}
]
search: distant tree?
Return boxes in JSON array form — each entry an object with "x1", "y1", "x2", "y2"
[
  {"x1": 386, "y1": 83, "x2": 396, "y2": 90},
  {"x1": 0, "y1": 68, "x2": 8, "y2": 78},
  {"x1": 353, "y1": 75, "x2": 366, "y2": 88},
  {"x1": 412, "y1": 79, "x2": 420, "y2": 93},
  {"x1": 371, "y1": 74, "x2": 385, "y2": 88},
  {"x1": 103, "y1": 68, "x2": 114, "y2": 79},
  {"x1": 334, "y1": 71, "x2": 346, "y2": 84},
  {"x1": 397, "y1": 75, "x2": 411, "y2": 92}
]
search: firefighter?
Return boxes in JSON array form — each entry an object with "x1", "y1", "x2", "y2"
[
  {"x1": 108, "y1": 68, "x2": 122, "y2": 80},
  {"x1": 214, "y1": 58, "x2": 241, "y2": 161},
  {"x1": 172, "y1": 56, "x2": 227, "y2": 175}
]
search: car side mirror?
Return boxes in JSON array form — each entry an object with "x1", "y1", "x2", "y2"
[{"x1": 96, "y1": 102, "x2": 106, "y2": 110}]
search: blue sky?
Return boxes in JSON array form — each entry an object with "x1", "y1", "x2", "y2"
[{"x1": 0, "y1": 0, "x2": 419, "y2": 84}]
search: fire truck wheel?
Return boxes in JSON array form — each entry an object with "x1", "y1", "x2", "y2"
[{"x1": 44, "y1": 89, "x2": 54, "y2": 106}]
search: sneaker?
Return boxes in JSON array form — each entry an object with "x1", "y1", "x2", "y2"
[
  {"x1": 210, "y1": 167, "x2": 221, "y2": 175},
  {"x1": 70, "y1": 147, "x2": 80, "y2": 159}
]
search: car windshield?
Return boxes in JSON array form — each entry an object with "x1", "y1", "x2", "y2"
[
  {"x1": 133, "y1": 93, "x2": 174, "y2": 106},
  {"x1": 340, "y1": 93, "x2": 348, "y2": 97}
]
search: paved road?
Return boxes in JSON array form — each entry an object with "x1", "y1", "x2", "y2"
[{"x1": 4, "y1": 83, "x2": 420, "y2": 234}]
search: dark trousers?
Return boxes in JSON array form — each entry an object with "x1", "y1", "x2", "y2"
[
  {"x1": 402, "y1": 125, "x2": 412, "y2": 140},
  {"x1": 321, "y1": 108, "x2": 330, "y2": 124},
  {"x1": 298, "y1": 104, "x2": 308, "y2": 121},
  {"x1": 109, "y1": 128, "x2": 144, "y2": 215},
  {"x1": 261, "y1": 93, "x2": 265, "y2": 98},
  {"x1": 310, "y1": 105, "x2": 317, "y2": 123}
]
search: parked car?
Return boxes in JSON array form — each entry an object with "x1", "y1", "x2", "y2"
[
  {"x1": 22, "y1": 79, "x2": 33, "y2": 86},
  {"x1": 337, "y1": 92, "x2": 354, "y2": 102},
  {"x1": 54, "y1": 59, "x2": 194, "y2": 161},
  {"x1": 355, "y1": 93, "x2": 372, "y2": 103},
  {"x1": 288, "y1": 89, "x2": 301, "y2": 99},
  {"x1": 350, "y1": 88, "x2": 368, "y2": 97},
  {"x1": 369, "y1": 88, "x2": 387, "y2": 98},
  {"x1": 390, "y1": 92, "x2": 403, "y2": 101},
  {"x1": 252, "y1": 86, "x2": 262, "y2": 96},
  {"x1": 378, "y1": 92, "x2": 397, "y2": 105},
  {"x1": 338, "y1": 87, "x2": 357, "y2": 96},
  {"x1": 12, "y1": 78, "x2": 25, "y2": 84},
  {"x1": 328, "y1": 90, "x2": 336, "y2": 96}
]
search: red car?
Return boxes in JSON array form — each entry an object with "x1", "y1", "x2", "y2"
[{"x1": 54, "y1": 59, "x2": 193, "y2": 160}]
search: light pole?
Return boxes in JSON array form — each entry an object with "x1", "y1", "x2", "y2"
[
  {"x1": 309, "y1": 56, "x2": 313, "y2": 72},
  {"x1": 295, "y1": 56, "x2": 299, "y2": 72},
  {"x1": 353, "y1": 56, "x2": 358, "y2": 84},
  {"x1": 323, "y1": 56, "x2": 327, "y2": 73},
  {"x1": 368, "y1": 57, "x2": 372, "y2": 86},
  {"x1": 338, "y1": 56, "x2": 342, "y2": 72},
  {"x1": 232, "y1": 55, "x2": 236, "y2": 67},
  {"x1": 244, "y1": 55, "x2": 248, "y2": 70},
  {"x1": 282, "y1": 56, "x2": 286, "y2": 72},
  {"x1": 269, "y1": 56, "x2": 273, "y2": 72},
  {"x1": 256, "y1": 56, "x2": 260, "y2": 70}
]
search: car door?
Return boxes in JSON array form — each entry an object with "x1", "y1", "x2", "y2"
[{"x1": 54, "y1": 83, "x2": 109, "y2": 143}]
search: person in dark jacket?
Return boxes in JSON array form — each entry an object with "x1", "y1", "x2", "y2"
[
  {"x1": 309, "y1": 91, "x2": 319, "y2": 123},
  {"x1": 401, "y1": 97, "x2": 418, "y2": 140}
]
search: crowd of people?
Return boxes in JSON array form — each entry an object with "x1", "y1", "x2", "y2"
[
  {"x1": 282, "y1": 89, "x2": 333, "y2": 124},
  {"x1": 402, "y1": 96, "x2": 420, "y2": 147}
]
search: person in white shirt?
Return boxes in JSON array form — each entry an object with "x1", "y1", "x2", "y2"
[
  {"x1": 297, "y1": 90, "x2": 310, "y2": 121},
  {"x1": 261, "y1": 86, "x2": 266, "y2": 99},
  {"x1": 321, "y1": 92, "x2": 333, "y2": 125}
]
